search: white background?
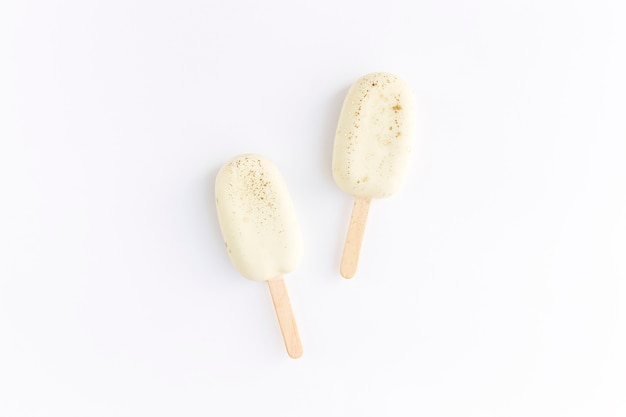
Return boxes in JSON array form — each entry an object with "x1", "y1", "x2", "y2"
[{"x1": 1, "y1": 0, "x2": 625, "y2": 416}]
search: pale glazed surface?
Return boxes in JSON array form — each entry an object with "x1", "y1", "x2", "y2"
[
  {"x1": 332, "y1": 72, "x2": 417, "y2": 198},
  {"x1": 215, "y1": 154, "x2": 302, "y2": 282}
]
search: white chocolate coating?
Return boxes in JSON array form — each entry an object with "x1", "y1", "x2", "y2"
[
  {"x1": 332, "y1": 72, "x2": 417, "y2": 198},
  {"x1": 215, "y1": 154, "x2": 302, "y2": 282}
]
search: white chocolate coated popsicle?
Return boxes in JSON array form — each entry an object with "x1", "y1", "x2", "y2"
[
  {"x1": 333, "y1": 72, "x2": 416, "y2": 199},
  {"x1": 332, "y1": 72, "x2": 417, "y2": 278},
  {"x1": 216, "y1": 154, "x2": 302, "y2": 282},
  {"x1": 215, "y1": 154, "x2": 303, "y2": 358}
]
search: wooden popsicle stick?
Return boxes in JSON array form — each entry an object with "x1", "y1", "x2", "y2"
[
  {"x1": 267, "y1": 277, "x2": 303, "y2": 359},
  {"x1": 340, "y1": 196, "x2": 371, "y2": 279}
]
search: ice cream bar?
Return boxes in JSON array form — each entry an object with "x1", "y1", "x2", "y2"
[
  {"x1": 332, "y1": 72, "x2": 417, "y2": 278},
  {"x1": 215, "y1": 154, "x2": 303, "y2": 358}
]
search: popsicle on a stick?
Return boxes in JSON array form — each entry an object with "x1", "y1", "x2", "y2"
[
  {"x1": 215, "y1": 154, "x2": 303, "y2": 358},
  {"x1": 332, "y1": 72, "x2": 417, "y2": 278}
]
